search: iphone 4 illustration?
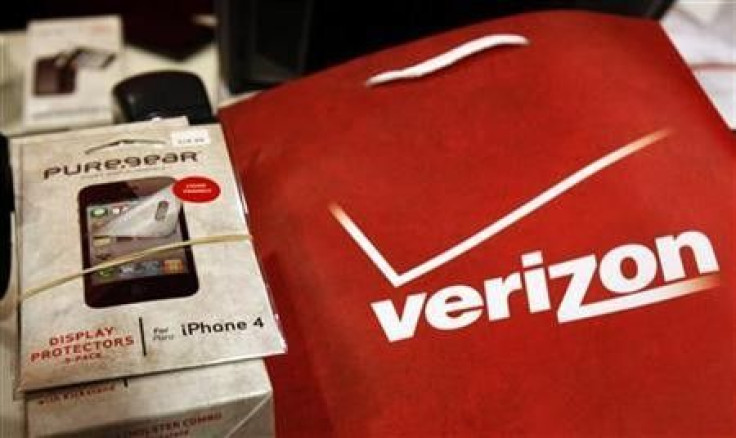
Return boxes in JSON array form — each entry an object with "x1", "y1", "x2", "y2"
[{"x1": 79, "y1": 176, "x2": 198, "y2": 307}]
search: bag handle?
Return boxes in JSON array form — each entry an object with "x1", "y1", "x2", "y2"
[{"x1": 365, "y1": 34, "x2": 529, "y2": 87}]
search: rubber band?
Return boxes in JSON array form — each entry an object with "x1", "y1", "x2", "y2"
[{"x1": 20, "y1": 233, "x2": 251, "y2": 301}]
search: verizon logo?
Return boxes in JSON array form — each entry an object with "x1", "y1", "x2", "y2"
[
  {"x1": 330, "y1": 130, "x2": 722, "y2": 342},
  {"x1": 369, "y1": 231, "x2": 719, "y2": 342}
]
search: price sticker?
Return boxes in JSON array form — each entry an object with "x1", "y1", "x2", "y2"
[{"x1": 170, "y1": 129, "x2": 211, "y2": 147}]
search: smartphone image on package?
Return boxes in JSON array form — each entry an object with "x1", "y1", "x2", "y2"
[
  {"x1": 33, "y1": 53, "x2": 77, "y2": 95},
  {"x1": 33, "y1": 47, "x2": 116, "y2": 96},
  {"x1": 78, "y1": 176, "x2": 198, "y2": 308}
]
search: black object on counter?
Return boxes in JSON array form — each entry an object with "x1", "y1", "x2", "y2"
[
  {"x1": 215, "y1": 0, "x2": 674, "y2": 93},
  {"x1": 112, "y1": 71, "x2": 215, "y2": 125}
]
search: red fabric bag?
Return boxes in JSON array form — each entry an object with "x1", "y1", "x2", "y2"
[{"x1": 220, "y1": 11, "x2": 735, "y2": 436}]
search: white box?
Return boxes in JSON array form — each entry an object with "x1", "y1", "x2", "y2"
[
  {"x1": 26, "y1": 359, "x2": 274, "y2": 437},
  {"x1": 23, "y1": 16, "x2": 123, "y2": 131}
]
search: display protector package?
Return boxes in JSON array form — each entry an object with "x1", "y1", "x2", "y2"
[
  {"x1": 15, "y1": 122, "x2": 286, "y2": 392},
  {"x1": 26, "y1": 359, "x2": 274, "y2": 437},
  {"x1": 23, "y1": 16, "x2": 122, "y2": 131},
  {"x1": 5, "y1": 264, "x2": 274, "y2": 438}
]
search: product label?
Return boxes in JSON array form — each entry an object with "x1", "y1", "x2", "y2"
[
  {"x1": 173, "y1": 176, "x2": 221, "y2": 203},
  {"x1": 330, "y1": 130, "x2": 724, "y2": 343},
  {"x1": 171, "y1": 129, "x2": 211, "y2": 148},
  {"x1": 30, "y1": 326, "x2": 136, "y2": 364}
]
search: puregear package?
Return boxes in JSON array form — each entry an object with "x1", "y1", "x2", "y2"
[
  {"x1": 23, "y1": 16, "x2": 123, "y2": 131},
  {"x1": 15, "y1": 122, "x2": 285, "y2": 392},
  {"x1": 5, "y1": 272, "x2": 274, "y2": 438},
  {"x1": 26, "y1": 359, "x2": 274, "y2": 437}
]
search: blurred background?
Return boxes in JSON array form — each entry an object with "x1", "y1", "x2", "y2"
[{"x1": 0, "y1": 0, "x2": 733, "y2": 131}]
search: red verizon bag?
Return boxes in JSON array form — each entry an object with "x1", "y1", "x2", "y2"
[{"x1": 220, "y1": 11, "x2": 735, "y2": 436}]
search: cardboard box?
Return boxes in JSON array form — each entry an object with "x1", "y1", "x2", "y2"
[
  {"x1": 26, "y1": 359, "x2": 274, "y2": 437},
  {"x1": 15, "y1": 122, "x2": 285, "y2": 392},
  {"x1": 23, "y1": 16, "x2": 123, "y2": 131}
]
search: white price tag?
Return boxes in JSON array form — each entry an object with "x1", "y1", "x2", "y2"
[{"x1": 171, "y1": 129, "x2": 211, "y2": 147}]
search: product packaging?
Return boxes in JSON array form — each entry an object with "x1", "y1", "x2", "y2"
[
  {"x1": 23, "y1": 16, "x2": 123, "y2": 131},
  {"x1": 6, "y1": 119, "x2": 278, "y2": 437},
  {"x1": 5, "y1": 268, "x2": 274, "y2": 438},
  {"x1": 26, "y1": 359, "x2": 274, "y2": 437},
  {"x1": 15, "y1": 121, "x2": 286, "y2": 392}
]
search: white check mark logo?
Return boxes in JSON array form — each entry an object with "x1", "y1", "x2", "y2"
[{"x1": 330, "y1": 130, "x2": 671, "y2": 287}]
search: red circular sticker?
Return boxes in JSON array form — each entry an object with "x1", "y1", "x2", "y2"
[{"x1": 173, "y1": 177, "x2": 221, "y2": 203}]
